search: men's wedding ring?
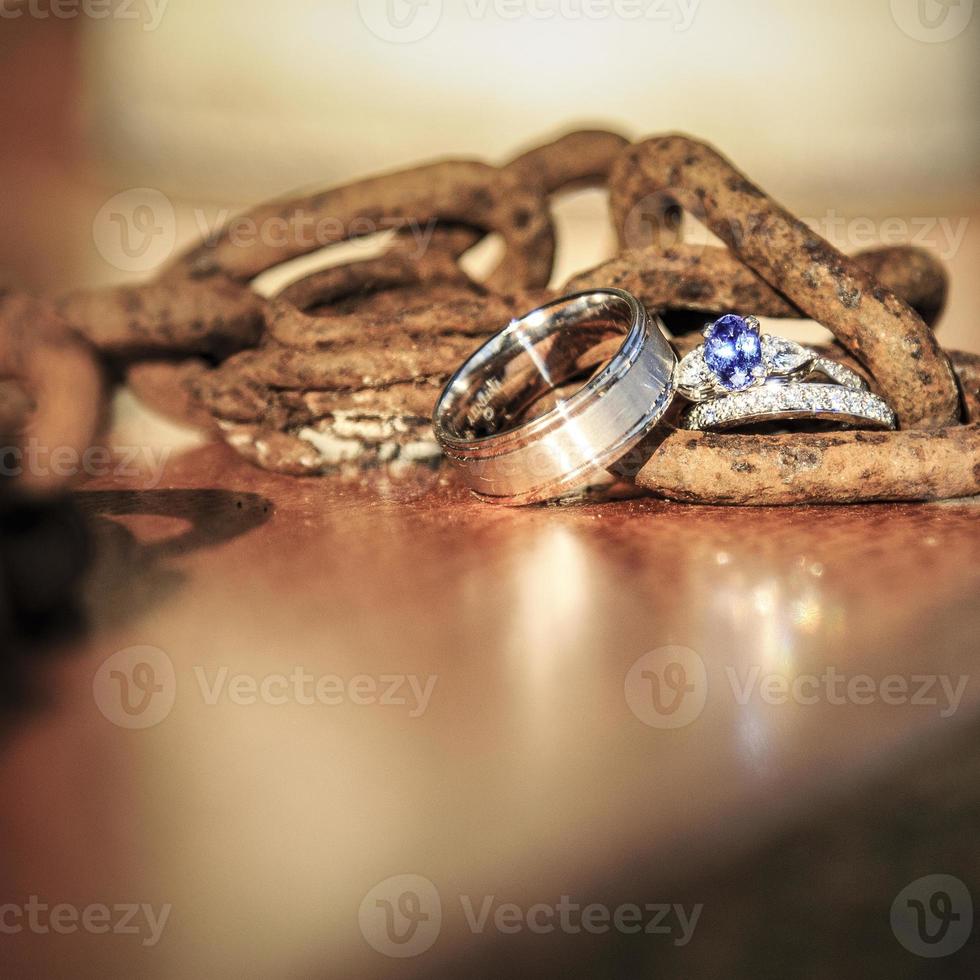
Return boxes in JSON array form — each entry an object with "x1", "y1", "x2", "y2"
[{"x1": 432, "y1": 289, "x2": 677, "y2": 505}]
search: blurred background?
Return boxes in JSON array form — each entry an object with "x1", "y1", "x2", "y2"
[
  {"x1": 2, "y1": 5, "x2": 979, "y2": 977},
  {"x1": 1, "y1": 0, "x2": 978, "y2": 347}
]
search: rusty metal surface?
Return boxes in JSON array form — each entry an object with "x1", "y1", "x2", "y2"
[{"x1": 1, "y1": 130, "x2": 976, "y2": 504}]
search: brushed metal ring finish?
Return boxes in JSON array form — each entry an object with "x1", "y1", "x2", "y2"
[{"x1": 432, "y1": 289, "x2": 677, "y2": 505}]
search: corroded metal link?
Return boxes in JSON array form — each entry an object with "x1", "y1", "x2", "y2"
[
  {"x1": 608, "y1": 134, "x2": 960, "y2": 429},
  {"x1": 0, "y1": 291, "x2": 106, "y2": 492}
]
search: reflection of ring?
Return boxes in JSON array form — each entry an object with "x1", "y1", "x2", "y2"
[
  {"x1": 432, "y1": 289, "x2": 677, "y2": 505},
  {"x1": 676, "y1": 313, "x2": 897, "y2": 431}
]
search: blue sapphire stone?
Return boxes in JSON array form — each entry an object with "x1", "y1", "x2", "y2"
[{"x1": 703, "y1": 314, "x2": 762, "y2": 391}]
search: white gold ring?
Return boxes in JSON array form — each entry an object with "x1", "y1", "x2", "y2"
[
  {"x1": 432, "y1": 289, "x2": 677, "y2": 505},
  {"x1": 676, "y1": 313, "x2": 897, "y2": 431}
]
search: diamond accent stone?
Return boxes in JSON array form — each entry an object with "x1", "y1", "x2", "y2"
[
  {"x1": 675, "y1": 347, "x2": 713, "y2": 395},
  {"x1": 761, "y1": 335, "x2": 811, "y2": 374},
  {"x1": 703, "y1": 314, "x2": 763, "y2": 391}
]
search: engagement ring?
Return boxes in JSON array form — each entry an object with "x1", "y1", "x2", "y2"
[{"x1": 676, "y1": 314, "x2": 897, "y2": 431}]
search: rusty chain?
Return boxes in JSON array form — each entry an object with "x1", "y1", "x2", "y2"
[{"x1": 0, "y1": 129, "x2": 977, "y2": 503}]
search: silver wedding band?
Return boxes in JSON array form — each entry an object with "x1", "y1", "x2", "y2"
[{"x1": 432, "y1": 289, "x2": 677, "y2": 505}]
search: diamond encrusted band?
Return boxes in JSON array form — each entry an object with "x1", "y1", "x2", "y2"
[{"x1": 682, "y1": 382, "x2": 897, "y2": 431}]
